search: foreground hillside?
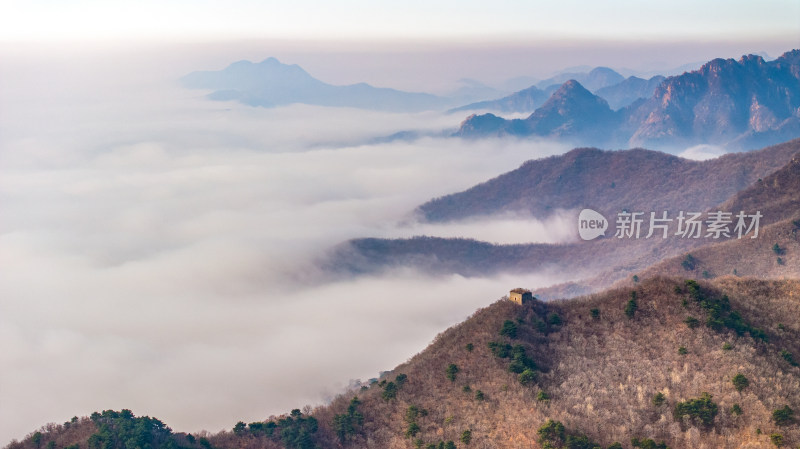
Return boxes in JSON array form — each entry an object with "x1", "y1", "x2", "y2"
[
  {"x1": 9, "y1": 278, "x2": 799, "y2": 449},
  {"x1": 310, "y1": 277, "x2": 800, "y2": 448}
]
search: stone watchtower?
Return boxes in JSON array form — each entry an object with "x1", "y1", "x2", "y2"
[{"x1": 509, "y1": 288, "x2": 533, "y2": 305}]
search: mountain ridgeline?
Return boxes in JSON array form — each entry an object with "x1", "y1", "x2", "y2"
[
  {"x1": 456, "y1": 50, "x2": 800, "y2": 150},
  {"x1": 448, "y1": 84, "x2": 558, "y2": 114},
  {"x1": 534, "y1": 66, "x2": 625, "y2": 92},
  {"x1": 416, "y1": 138, "x2": 800, "y2": 223}
]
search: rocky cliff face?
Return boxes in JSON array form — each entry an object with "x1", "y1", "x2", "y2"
[{"x1": 628, "y1": 50, "x2": 800, "y2": 148}]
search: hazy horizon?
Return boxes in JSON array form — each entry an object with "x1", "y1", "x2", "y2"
[{"x1": 3, "y1": 38, "x2": 798, "y2": 95}]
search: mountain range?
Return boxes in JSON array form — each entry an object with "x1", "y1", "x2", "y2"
[
  {"x1": 457, "y1": 50, "x2": 800, "y2": 151},
  {"x1": 181, "y1": 60, "x2": 646, "y2": 115},
  {"x1": 325, "y1": 138, "x2": 800, "y2": 297},
  {"x1": 180, "y1": 58, "x2": 449, "y2": 112},
  {"x1": 449, "y1": 68, "x2": 664, "y2": 114},
  {"x1": 181, "y1": 51, "x2": 800, "y2": 151}
]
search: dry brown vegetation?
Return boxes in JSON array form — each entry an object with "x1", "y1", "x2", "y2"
[
  {"x1": 613, "y1": 150, "x2": 800, "y2": 289},
  {"x1": 634, "y1": 219, "x2": 800, "y2": 283},
  {"x1": 6, "y1": 418, "x2": 96, "y2": 449},
  {"x1": 310, "y1": 277, "x2": 800, "y2": 448},
  {"x1": 719, "y1": 153, "x2": 800, "y2": 225}
]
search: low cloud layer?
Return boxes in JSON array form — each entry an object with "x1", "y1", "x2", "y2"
[
  {"x1": 678, "y1": 144, "x2": 728, "y2": 161},
  {"x1": 0, "y1": 48, "x2": 576, "y2": 442},
  {"x1": 382, "y1": 211, "x2": 578, "y2": 245}
]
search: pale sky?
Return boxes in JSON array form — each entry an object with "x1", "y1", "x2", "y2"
[{"x1": 1, "y1": 0, "x2": 799, "y2": 43}]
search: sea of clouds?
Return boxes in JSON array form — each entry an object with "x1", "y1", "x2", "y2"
[{"x1": 0, "y1": 46, "x2": 583, "y2": 442}]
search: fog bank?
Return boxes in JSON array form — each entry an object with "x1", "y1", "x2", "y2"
[{"x1": 0, "y1": 47, "x2": 576, "y2": 443}]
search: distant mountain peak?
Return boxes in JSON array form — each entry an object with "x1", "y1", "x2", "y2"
[
  {"x1": 257, "y1": 57, "x2": 307, "y2": 72},
  {"x1": 535, "y1": 66, "x2": 625, "y2": 92},
  {"x1": 448, "y1": 84, "x2": 553, "y2": 114},
  {"x1": 558, "y1": 78, "x2": 585, "y2": 90},
  {"x1": 545, "y1": 79, "x2": 600, "y2": 103},
  {"x1": 454, "y1": 113, "x2": 508, "y2": 136},
  {"x1": 181, "y1": 57, "x2": 447, "y2": 112},
  {"x1": 454, "y1": 79, "x2": 617, "y2": 140},
  {"x1": 738, "y1": 53, "x2": 767, "y2": 65},
  {"x1": 588, "y1": 66, "x2": 621, "y2": 76},
  {"x1": 528, "y1": 80, "x2": 614, "y2": 125}
]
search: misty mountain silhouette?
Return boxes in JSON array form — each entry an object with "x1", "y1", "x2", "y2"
[
  {"x1": 450, "y1": 67, "x2": 647, "y2": 114},
  {"x1": 449, "y1": 84, "x2": 558, "y2": 114},
  {"x1": 181, "y1": 57, "x2": 448, "y2": 112},
  {"x1": 595, "y1": 74, "x2": 665, "y2": 110},
  {"x1": 535, "y1": 66, "x2": 625, "y2": 91}
]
